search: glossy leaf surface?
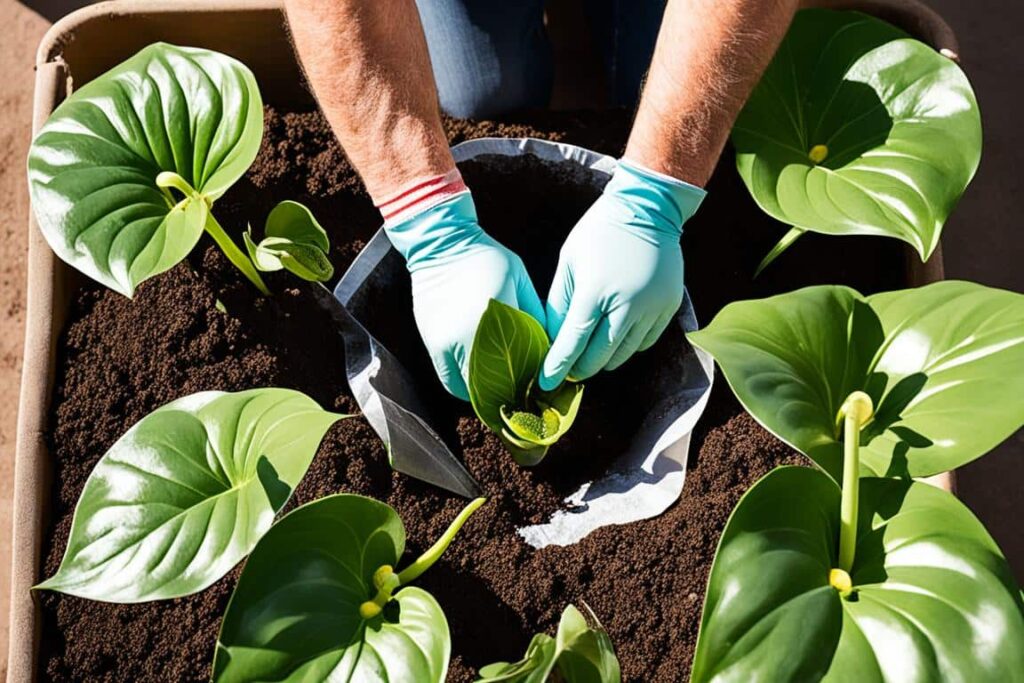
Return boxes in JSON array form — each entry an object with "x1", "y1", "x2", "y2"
[
  {"x1": 470, "y1": 299, "x2": 583, "y2": 464},
  {"x1": 37, "y1": 389, "x2": 343, "y2": 602},
  {"x1": 479, "y1": 604, "x2": 620, "y2": 682},
  {"x1": 733, "y1": 9, "x2": 981, "y2": 261},
  {"x1": 688, "y1": 281, "x2": 1024, "y2": 478},
  {"x1": 691, "y1": 466, "x2": 1024, "y2": 682},
  {"x1": 244, "y1": 200, "x2": 333, "y2": 281},
  {"x1": 214, "y1": 494, "x2": 450, "y2": 683},
  {"x1": 469, "y1": 299, "x2": 549, "y2": 431},
  {"x1": 28, "y1": 43, "x2": 263, "y2": 295}
]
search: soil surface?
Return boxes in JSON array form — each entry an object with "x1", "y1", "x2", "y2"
[{"x1": 39, "y1": 106, "x2": 906, "y2": 682}]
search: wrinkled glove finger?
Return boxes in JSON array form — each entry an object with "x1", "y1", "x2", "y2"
[
  {"x1": 605, "y1": 321, "x2": 653, "y2": 371},
  {"x1": 570, "y1": 313, "x2": 631, "y2": 380},
  {"x1": 539, "y1": 297, "x2": 598, "y2": 391},
  {"x1": 433, "y1": 349, "x2": 470, "y2": 401},
  {"x1": 543, "y1": 256, "x2": 573, "y2": 342},
  {"x1": 638, "y1": 310, "x2": 675, "y2": 352},
  {"x1": 515, "y1": 271, "x2": 547, "y2": 328}
]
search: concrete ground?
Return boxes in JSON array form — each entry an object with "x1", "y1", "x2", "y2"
[{"x1": 0, "y1": 0, "x2": 1020, "y2": 679}]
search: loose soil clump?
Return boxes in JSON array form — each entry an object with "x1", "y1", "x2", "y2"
[{"x1": 39, "y1": 106, "x2": 905, "y2": 682}]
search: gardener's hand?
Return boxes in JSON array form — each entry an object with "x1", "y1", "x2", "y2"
[
  {"x1": 538, "y1": 160, "x2": 705, "y2": 391},
  {"x1": 386, "y1": 191, "x2": 545, "y2": 400}
]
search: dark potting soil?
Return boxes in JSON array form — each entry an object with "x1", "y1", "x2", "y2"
[{"x1": 38, "y1": 106, "x2": 906, "y2": 683}]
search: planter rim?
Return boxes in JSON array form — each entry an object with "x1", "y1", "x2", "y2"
[
  {"x1": 9, "y1": 0, "x2": 956, "y2": 680},
  {"x1": 35, "y1": 0, "x2": 285, "y2": 68}
]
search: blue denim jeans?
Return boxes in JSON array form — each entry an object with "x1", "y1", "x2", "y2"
[{"x1": 415, "y1": 0, "x2": 668, "y2": 118}]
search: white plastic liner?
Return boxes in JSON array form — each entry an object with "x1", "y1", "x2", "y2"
[{"x1": 336, "y1": 137, "x2": 714, "y2": 548}]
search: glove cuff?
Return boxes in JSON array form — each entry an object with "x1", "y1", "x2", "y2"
[
  {"x1": 610, "y1": 158, "x2": 707, "y2": 236},
  {"x1": 376, "y1": 168, "x2": 469, "y2": 226},
  {"x1": 384, "y1": 191, "x2": 484, "y2": 270}
]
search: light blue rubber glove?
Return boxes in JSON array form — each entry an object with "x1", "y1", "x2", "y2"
[
  {"x1": 538, "y1": 159, "x2": 706, "y2": 391},
  {"x1": 386, "y1": 192, "x2": 545, "y2": 400}
]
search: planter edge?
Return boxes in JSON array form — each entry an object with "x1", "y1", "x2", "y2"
[{"x1": 6, "y1": 1, "x2": 957, "y2": 680}]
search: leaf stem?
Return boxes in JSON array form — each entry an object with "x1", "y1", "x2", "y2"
[
  {"x1": 359, "y1": 497, "x2": 486, "y2": 620},
  {"x1": 156, "y1": 171, "x2": 270, "y2": 295},
  {"x1": 837, "y1": 391, "x2": 873, "y2": 573},
  {"x1": 397, "y1": 497, "x2": 486, "y2": 586},
  {"x1": 754, "y1": 227, "x2": 805, "y2": 277},
  {"x1": 155, "y1": 171, "x2": 195, "y2": 198},
  {"x1": 204, "y1": 213, "x2": 271, "y2": 295}
]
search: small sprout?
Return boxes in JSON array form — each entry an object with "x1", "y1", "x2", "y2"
[
  {"x1": 478, "y1": 603, "x2": 621, "y2": 681},
  {"x1": 214, "y1": 299, "x2": 227, "y2": 314},
  {"x1": 245, "y1": 200, "x2": 334, "y2": 282},
  {"x1": 829, "y1": 567, "x2": 852, "y2": 594},
  {"x1": 469, "y1": 299, "x2": 586, "y2": 466},
  {"x1": 808, "y1": 144, "x2": 829, "y2": 164}
]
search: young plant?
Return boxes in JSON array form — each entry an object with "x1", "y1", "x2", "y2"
[
  {"x1": 687, "y1": 282, "x2": 1024, "y2": 681},
  {"x1": 732, "y1": 9, "x2": 982, "y2": 274},
  {"x1": 36, "y1": 388, "x2": 345, "y2": 601},
  {"x1": 478, "y1": 603, "x2": 621, "y2": 682},
  {"x1": 27, "y1": 43, "x2": 330, "y2": 296},
  {"x1": 468, "y1": 299, "x2": 584, "y2": 465},
  {"x1": 244, "y1": 199, "x2": 333, "y2": 282},
  {"x1": 688, "y1": 281, "x2": 1024, "y2": 481},
  {"x1": 35, "y1": 386, "x2": 488, "y2": 680},
  {"x1": 213, "y1": 494, "x2": 486, "y2": 682},
  {"x1": 690, "y1": 394, "x2": 1024, "y2": 682}
]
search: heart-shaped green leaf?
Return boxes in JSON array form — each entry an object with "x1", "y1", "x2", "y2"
[
  {"x1": 691, "y1": 466, "x2": 1024, "y2": 682},
  {"x1": 469, "y1": 299, "x2": 549, "y2": 431},
  {"x1": 36, "y1": 389, "x2": 344, "y2": 602},
  {"x1": 470, "y1": 299, "x2": 584, "y2": 465},
  {"x1": 733, "y1": 9, "x2": 981, "y2": 265},
  {"x1": 27, "y1": 42, "x2": 263, "y2": 296},
  {"x1": 479, "y1": 604, "x2": 620, "y2": 682},
  {"x1": 244, "y1": 200, "x2": 334, "y2": 281},
  {"x1": 688, "y1": 281, "x2": 1024, "y2": 479},
  {"x1": 214, "y1": 494, "x2": 450, "y2": 683}
]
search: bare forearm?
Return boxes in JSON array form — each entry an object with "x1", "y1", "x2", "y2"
[
  {"x1": 626, "y1": 0, "x2": 799, "y2": 186},
  {"x1": 285, "y1": 0, "x2": 453, "y2": 199}
]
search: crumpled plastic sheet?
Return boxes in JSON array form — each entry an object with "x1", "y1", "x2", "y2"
[{"x1": 331, "y1": 137, "x2": 714, "y2": 548}]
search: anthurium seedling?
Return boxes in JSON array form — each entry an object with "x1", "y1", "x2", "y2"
[
  {"x1": 688, "y1": 281, "x2": 1024, "y2": 481},
  {"x1": 478, "y1": 603, "x2": 621, "y2": 682},
  {"x1": 35, "y1": 388, "x2": 345, "y2": 602},
  {"x1": 469, "y1": 299, "x2": 584, "y2": 465},
  {"x1": 214, "y1": 494, "x2": 486, "y2": 682},
  {"x1": 732, "y1": 9, "x2": 982, "y2": 274},
  {"x1": 28, "y1": 43, "x2": 271, "y2": 296},
  {"x1": 244, "y1": 199, "x2": 334, "y2": 282},
  {"x1": 690, "y1": 390, "x2": 1024, "y2": 682}
]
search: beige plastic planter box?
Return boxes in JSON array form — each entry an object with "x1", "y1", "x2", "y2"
[{"x1": 8, "y1": 0, "x2": 958, "y2": 680}]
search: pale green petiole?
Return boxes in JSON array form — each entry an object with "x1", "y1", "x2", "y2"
[
  {"x1": 360, "y1": 497, "x2": 486, "y2": 619},
  {"x1": 203, "y1": 213, "x2": 271, "y2": 295},
  {"x1": 156, "y1": 170, "x2": 196, "y2": 199},
  {"x1": 836, "y1": 391, "x2": 874, "y2": 579},
  {"x1": 156, "y1": 171, "x2": 270, "y2": 295}
]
